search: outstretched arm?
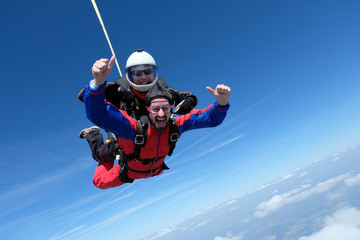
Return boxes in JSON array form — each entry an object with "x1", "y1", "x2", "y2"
[
  {"x1": 176, "y1": 84, "x2": 231, "y2": 134},
  {"x1": 206, "y1": 84, "x2": 231, "y2": 106},
  {"x1": 92, "y1": 56, "x2": 116, "y2": 86}
]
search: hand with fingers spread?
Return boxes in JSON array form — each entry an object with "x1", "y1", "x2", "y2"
[
  {"x1": 206, "y1": 84, "x2": 231, "y2": 106},
  {"x1": 92, "y1": 56, "x2": 116, "y2": 86}
]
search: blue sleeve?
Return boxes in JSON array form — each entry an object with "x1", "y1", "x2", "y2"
[
  {"x1": 82, "y1": 81, "x2": 136, "y2": 140},
  {"x1": 176, "y1": 101, "x2": 229, "y2": 135}
]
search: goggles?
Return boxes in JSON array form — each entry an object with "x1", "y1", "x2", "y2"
[
  {"x1": 131, "y1": 68, "x2": 153, "y2": 76},
  {"x1": 147, "y1": 104, "x2": 173, "y2": 114}
]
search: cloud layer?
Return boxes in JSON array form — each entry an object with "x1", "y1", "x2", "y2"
[
  {"x1": 254, "y1": 173, "x2": 356, "y2": 218},
  {"x1": 298, "y1": 207, "x2": 360, "y2": 240}
]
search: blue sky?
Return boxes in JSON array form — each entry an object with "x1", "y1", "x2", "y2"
[{"x1": 0, "y1": 0, "x2": 360, "y2": 239}]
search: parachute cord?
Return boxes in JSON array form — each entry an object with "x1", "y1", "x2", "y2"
[{"x1": 91, "y1": 0, "x2": 123, "y2": 77}]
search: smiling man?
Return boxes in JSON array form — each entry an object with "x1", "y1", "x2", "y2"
[
  {"x1": 83, "y1": 56, "x2": 231, "y2": 189},
  {"x1": 128, "y1": 64, "x2": 156, "y2": 86},
  {"x1": 145, "y1": 86, "x2": 175, "y2": 132}
]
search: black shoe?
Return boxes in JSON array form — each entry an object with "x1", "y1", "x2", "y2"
[{"x1": 79, "y1": 126, "x2": 100, "y2": 139}]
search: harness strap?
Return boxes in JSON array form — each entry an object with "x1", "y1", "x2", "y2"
[
  {"x1": 138, "y1": 156, "x2": 164, "y2": 165},
  {"x1": 119, "y1": 157, "x2": 170, "y2": 183},
  {"x1": 126, "y1": 165, "x2": 162, "y2": 175},
  {"x1": 122, "y1": 152, "x2": 165, "y2": 165},
  {"x1": 119, "y1": 157, "x2": 134, "y2": 183},
  {"x1": 167, "y1": 117, "x2": 179, "y2": 156},
  {"x1": 133, "y1": 116, "x2": 148, "y2": 159}
]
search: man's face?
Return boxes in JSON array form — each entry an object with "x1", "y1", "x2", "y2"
[
  {"x1": 148, "y1": 99, "x2": 172, "y2": 132},
  {"x1": 130, "y1": 65, "x2": 155, "y2": 85}
]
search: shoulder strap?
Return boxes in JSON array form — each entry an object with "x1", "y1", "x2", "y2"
[
  {"x1": 167, "y1": 117, "x2": 179, "y2": 156},
  {"x1": 133, "y1": 115, "x2": 148, "y2": 159}
]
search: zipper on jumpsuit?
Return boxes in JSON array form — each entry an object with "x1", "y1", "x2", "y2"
[{"x1": 144, "y1": 132, "x2": 161, "y2": 177}]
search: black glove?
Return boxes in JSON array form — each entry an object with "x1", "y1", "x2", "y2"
[{"x1": 174, "y1": 98, "x2": 193, "y2": 114}]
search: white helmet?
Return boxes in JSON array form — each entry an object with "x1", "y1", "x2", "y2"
[{"x1": 125, "y1": 49, "x2": 158, "y2": 92}]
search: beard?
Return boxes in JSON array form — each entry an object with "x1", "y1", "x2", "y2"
[{"x1": 149, "y1": 116, "x2": 169, "y2": 132}]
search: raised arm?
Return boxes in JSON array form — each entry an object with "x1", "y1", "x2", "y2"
[
  {"x1": 83, "y1": 57, "x2": 137, "y2": 139},
  {"x1": 206, "y1": 84, "x2": 231, "y2": 106},
  {"x1": 92, "y1": 56, "x2": 116, "y2": 86}
]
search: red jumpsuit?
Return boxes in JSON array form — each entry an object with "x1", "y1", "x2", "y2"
[{"x1": 84, "y1": 81, "x2": 229, "y2": 189}]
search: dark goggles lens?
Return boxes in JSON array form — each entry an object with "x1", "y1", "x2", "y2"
[
  {"x1": 131, "y1": 68, "x2": 153, "y2": 76},
  {"x1": 147, "y1": 105, "x2": 172, "y2": 114}
]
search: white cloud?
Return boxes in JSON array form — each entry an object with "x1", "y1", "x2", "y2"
[
  {"x1": 298, "y1": 207, "x2": 360, "y2": 240},
  {"x1": 344, "y1": 173, "x2": 360, "y2": 187},
  {"x1": 194, "y1": 135, "x2": 244, "y2": 158},
  {"x1": 254, "y1": 173, "x2": 350, "y2": 218},
  {"x1": 314, "y1": 157, "x2": 325, "y2": 163},
  {"x1": 48, "y1": 226, "x2": 85, "y2": 240},
  {"x1": 280, "y1": 173, "x2": 294, "y2": 181},
  {"x1": 190, "y1": 218, "x2": 213, "y2": 230},
  {"x1": 264, "y1": 236, "x2": 277, "y2": 240},
  {"x1": 135, "y1": 219, "x2": 186, "y2": 240},
  {"x1": 214, "y1": 231, "x2": 244, "y2": 240},
  {"x1": 226, "y1": 200, "x2": 237, "y2": 205},
  {"x1": 251, "y1": 183, "x2": 272, "y2": 192},
  {"x1": 326, "y1": 190, "x2": 346, "y2": 201},
  {"x1": 249, "y1": 173, "x2": 295, "y2": 194}
]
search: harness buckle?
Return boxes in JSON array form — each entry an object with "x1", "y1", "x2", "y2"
[
  {"x1": 170, "y1": 133, "x2": 179, "y2": 142},
  {"x1": 134, "y1": 134, "x2": 145, "y2": 145}
]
